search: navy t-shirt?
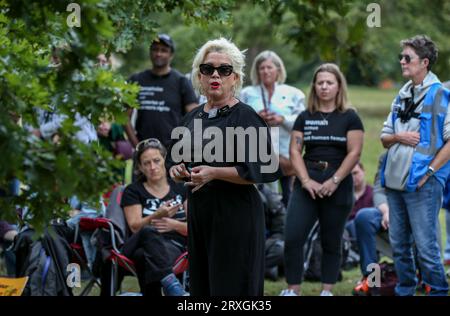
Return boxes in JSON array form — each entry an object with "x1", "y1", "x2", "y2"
[
  {"x1": 128, "y1": 69, "x2": 197, "y2": 148},
  {"x1": 293, "y1": 108, "x2": 364, "y2": 205},
  {"x1": 293, "y1": 108, "x2": 364, "y2": 165}
]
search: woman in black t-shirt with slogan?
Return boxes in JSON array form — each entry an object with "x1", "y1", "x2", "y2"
[
  {"x1": 280, "y1": 63, "x2": 364, "y2": 296},
  {"x1": 120, "y1": 138, "x2": 188, "y2": 296}
]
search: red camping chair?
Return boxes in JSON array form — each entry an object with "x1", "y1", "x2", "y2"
[
  {"x1": 73, "y1": 186, "x2": 189, "y2": 296},
  {"x1": 70, "y1": 218, "x2": 107, "y2": 296},
  {"x1": 83, "y1": 216, "x2": 189, "y2": 296},
  {"x1": 76, "y1": 216, "x2": 138, "y2": 296}
]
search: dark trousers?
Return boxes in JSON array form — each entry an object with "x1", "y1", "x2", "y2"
[
  {"x1": 284, "y1": 181, "x2": 352, "y2": 284},
  {"x1": 280, "y1": 175, "x2": 293, "y2": 208},
  {"x1": 100, "y1": 226, "x2": 183, "y2": 296},
  {"x1": 123, "y1": 226, "x2": 181, "y2": 284}
]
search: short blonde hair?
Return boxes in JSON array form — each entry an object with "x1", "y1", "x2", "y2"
[
  {"x1": 191, "y1": 38, "x2": 246, "y2": 97},
  {"x1": 307, "y1": 63, "x2": 350, "y2": 113},
  {"x1": 250, "y1": 50, "x2": 286, "y2": 85}
]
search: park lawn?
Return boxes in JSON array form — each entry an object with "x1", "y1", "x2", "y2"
[
  {"x1": 73, "y1": 267, "x2": 376, "y2": 296},
  {"x1": 264, "y1": 268, "x2": 361, "y2": 296},
  {"x1": 349, "y1": 85, "x2": 397, "y2": 182}
]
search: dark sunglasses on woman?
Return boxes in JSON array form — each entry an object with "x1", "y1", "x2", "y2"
[
  {"x1": 398, "y1": 54, "x2": 413, "y2": 63},
  {"x1": 199, "y1": 64, "x2": 234, "y2": 77}
]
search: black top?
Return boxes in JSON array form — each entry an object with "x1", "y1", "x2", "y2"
[
  {"x1": 293, "y1": 109, "x2": 364, "y2": 165},
  {"x1": 121, "y1": 179, "x2": 187, "y2": 245},
  {"x1": 170, "y1": 101, "x2": 280, "y2": 295},
  {"x1": 168, "y1": 101, "x2": 282, "y2": 185},
  {"x1": 128, "y1": 69, "x2": 197, "y2": 148}
]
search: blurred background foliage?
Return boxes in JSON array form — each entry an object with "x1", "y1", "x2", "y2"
[
  {"x1": 118, "y1": 0, "x2": 450, "y2": 86},
  {"x1": 1, "y1": 0, "x2": 449, "y2": 232}
]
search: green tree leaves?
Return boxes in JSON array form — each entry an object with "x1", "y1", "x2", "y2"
[
  {"x1": 0, "y1": 0, "x2": 233, "y2": 233},
  {"x1": 269, "y1": 0, "x2": 450, "y2": 84}
]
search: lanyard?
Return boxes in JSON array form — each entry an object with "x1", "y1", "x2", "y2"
[
  {"x1": 260, "y1": 85, "x2": 268, "y2": 110},
  {"x1": 399, "y1": 87, "x2": 426, "y2": 123}
]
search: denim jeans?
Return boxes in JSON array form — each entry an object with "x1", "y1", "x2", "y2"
[
  {"x1": 345, "y1": 220, "x2": 356, "y2": 240},
  {"x1": 445, "y1": 209, "x2": 450, "y2": 261},
  {"x1": 387, "y1": 176, "x2": 448, "y2": 296},
  {"x1": 354, "y1": 207, "x2": 382, "y2": 276}
]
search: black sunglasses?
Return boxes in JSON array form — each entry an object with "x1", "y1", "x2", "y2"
[
  {"x1": 199, "y1": 64, "x2": 234, "y2": 77},
  {"x1": 136, "y1": 138, "x2": 162, "y2": 151},
  {"x1": 398, "y1": 54, "x2": 414, "y2": 63}
]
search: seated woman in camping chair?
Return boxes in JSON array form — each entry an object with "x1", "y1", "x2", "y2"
[{"x1": 119, "y1": 138, "x2": 188, "y2": 296}]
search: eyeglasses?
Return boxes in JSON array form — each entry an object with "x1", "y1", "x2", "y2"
[
  {"x1": 136, "y1": 138, "x2": 162, "y2": 151},
  {"x1": 398, "y1": 54, "x2": 415, "y2": 63},
  {"x1": 199, "y1": 64, "x2": 234, "y2": 77}
]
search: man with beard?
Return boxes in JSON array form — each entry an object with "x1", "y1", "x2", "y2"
[{"x1": 125, "y1": 34, "x2": 198, "y2": 149}]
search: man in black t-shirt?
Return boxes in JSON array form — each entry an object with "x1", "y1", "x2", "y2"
[{"x1": 125, "y1": 34, "x2": 198, "y2": 148}]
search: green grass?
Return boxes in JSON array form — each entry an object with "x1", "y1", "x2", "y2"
[
  {"x1": 348, "y1": 85, "x2": 397, "y2": 114},
  {"x1": 72, "y1": 276, "x2": 141, "y2": 296},
  {"x1": 348, "y1": 85, "x2": 397, "y2": 182},
  {"x1": 264, "y1": 269, "x2": 362, "y2": 296},
  {"x1": 71, "y1": 268, "x2": 367, "y2": 296}
]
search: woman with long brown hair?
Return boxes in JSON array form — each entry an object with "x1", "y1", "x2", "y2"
[{"x1": 281, "y1": 63, "x2": 364, "y2": 296}]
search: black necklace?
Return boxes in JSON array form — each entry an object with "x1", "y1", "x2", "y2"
[{"x1": 319, "y1": 110, "x2": 333, "y2": 121}]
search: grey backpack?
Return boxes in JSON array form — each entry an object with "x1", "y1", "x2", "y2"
[{"x1": 23, "y1": 241, "x2": 59, "y2": 296}]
